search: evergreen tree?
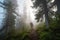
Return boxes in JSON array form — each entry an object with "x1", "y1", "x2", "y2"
[
  {"x1": 0, "y1": 0, "x2": 16, "y2": 39},
  {"x1": 32, "y1": 0, "x2": 54, "y2": 28}
]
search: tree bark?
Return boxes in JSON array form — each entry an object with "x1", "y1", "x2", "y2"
[{"x1": 43, "y1": 0, "x2": 49, "y2": 28}]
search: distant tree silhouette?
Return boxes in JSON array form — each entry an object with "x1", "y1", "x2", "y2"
[
  {"x1": 0, "y1": 0, "x2": 17, "y2": 39},
  {"x1": 30, "y1": 22, "x2": 33, "y2": 28}
]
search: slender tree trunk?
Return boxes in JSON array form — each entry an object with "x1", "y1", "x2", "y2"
[
  {"x1": 43, "y1": 0, "x2": 49, "y2": 28},
  {"x1": 55, "y1": 0, "x2": 60, "y2": 14},
  {"x1": 53, "y1": 0, "x2": 60, "y2": 20}
]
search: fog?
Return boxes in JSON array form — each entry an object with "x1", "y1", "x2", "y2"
[{"x1": 16, "y1": 0, "x2": 37, "y2": 27}]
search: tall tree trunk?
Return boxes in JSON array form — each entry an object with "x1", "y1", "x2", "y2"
[
  {"x1": 53, "y1": 0, "x2": 60, "y2": 20},
  {"x1": 43, "y1": 0, "x2": 49, "y2": 28},
  {"x1": 55, "y1": 0, "x2": 60, "y2": 14}
]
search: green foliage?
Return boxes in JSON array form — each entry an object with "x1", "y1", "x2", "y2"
[
  {"x1": 4, "y1": 27, "x2": 30, "y2": 40},
  {"x1": 36, "y1": 14, "x2": 60, "y2": 40},
  {"x1": 3, "y1": 15, "x2": 60, "y2": 40},
  {"x1": 36, "y1": 24, "x2": 52, "y2": 40}
]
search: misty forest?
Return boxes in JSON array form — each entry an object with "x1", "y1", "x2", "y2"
[{"x1": 0, "y1": 0, "x2": 60, "y2": 40}]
